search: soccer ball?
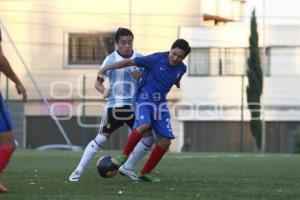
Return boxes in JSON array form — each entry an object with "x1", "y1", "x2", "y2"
[{"x1": 96, "y1": 155, "x2": 119, "y2": 178}]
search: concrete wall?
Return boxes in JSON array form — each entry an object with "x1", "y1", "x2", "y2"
[
  {"x1": 0, "y1": 0, "x2": 245, "y2": 151},
  {"x1": 0, "y1": 0, "x2": 202, "y2": 151},
  {"x1": 180, "y1": 24, "x2": 300, "y2": 121},
  {"x1": 0, "y1": 0, "x2": 202, "y2": 100},
  {"x1": 176, "y1": 24, "x2": 300, "y2": 152}
]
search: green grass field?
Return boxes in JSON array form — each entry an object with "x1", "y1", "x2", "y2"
[{"x1": 1, "y1": 150, "x2": 300, "y2": 200}]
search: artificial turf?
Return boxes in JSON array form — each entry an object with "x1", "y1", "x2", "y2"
[{"x1": 1, "y1": 150, "x2": 300, "y2": 200}]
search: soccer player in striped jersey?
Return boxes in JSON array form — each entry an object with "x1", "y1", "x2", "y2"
[
  {"x1": 69, "y1": 27, "x2": 154, "y2": 182},
  {"x1": 0, "y1": 28, "x2": 27, "y2": 192},
  {"x1": 99, "y1": 39, "x2": 191, "y2": 182}
]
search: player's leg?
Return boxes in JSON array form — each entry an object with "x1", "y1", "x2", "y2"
[
  {"x1": 69, "y1": 133, "x2": 109, "y2": 182},
  {"x1": 121, "y1": 103, "x2": 153, "y2": 158},
  {"x1": 122, "y1": 131, "x2": 154, "y2": 170},
  {"x1": 115, "y1": 124, "x2": 151, "y2": 166},
  {"x1": 119, "y1": 131, "x2": 155, "y2": 181},
  {"x1": 139, "y1": 110, "x2": 175, "y2": 182},
  {"x1": 0, "y1": 183, "x2": 8, "y2": 193},
  {"x1": 0, "y1": 132, "x2": 16, "y2": 173},
  {"x1": 0, "y1": 131, "x2": 16, "y2": 193},
  {"x1": 122, "y1": 125, "x2": 151, "y2": 156},
  {"x1": 69, "y1": 107, "x2": 123, "y2": 181},
  {"x1": 139, "y1": 137, "x2": 170, "y2": 182},
  {"x1": 113, "y1": 106, "x2": 135, "y2": 165},
  {"x1": 0, "y1": 96, "x2": 16, "y2": 192},
  {"x1": 117, "y1": 104, "x2": 154, "y2": 180}
]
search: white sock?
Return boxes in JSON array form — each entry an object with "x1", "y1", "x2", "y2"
[
  {"x1": 75, "y1": 134, "x2": 107, "y2": 173},
  {"x1": 123, "y1": 136, "x2": 154, "y2": 170}
]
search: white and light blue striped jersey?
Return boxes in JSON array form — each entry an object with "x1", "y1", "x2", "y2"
[{"x1": 101, "y1": 51, "x2": 143, "y2": 108}]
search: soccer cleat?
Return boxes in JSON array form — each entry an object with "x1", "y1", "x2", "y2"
[
  {"x1": 114, "y1": 154, "x2": 127, "y2": 167},
  {"x1": 119, "y1": 165, "x2": 139, "y2": 181},
  {"x1": 0, "y1": 183, "x2": 8, "y2": 193},
  {"x1": 139, "y1": 173, "x2": 161, "y2": 182},
  {"x1": 68, "y1": 170, "x2": 82, "y2": 182}
]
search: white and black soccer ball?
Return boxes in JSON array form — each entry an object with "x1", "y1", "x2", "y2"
[{"x1": 96, "y1": 155, "x2": 119, "y2": 178}]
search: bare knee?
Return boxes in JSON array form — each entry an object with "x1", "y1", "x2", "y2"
[
  {"x1": 101, "y1": 132, "x2": 111, "y2": 139},
  {"x1": 137, "y1": 124, "x2": 152, "y2": 134},
  {"x1": 11, "y1": 142, "x2": 17, "y2": 151},
  {"x1": 158, "y1": 138, "x2": 171, "y2": 150},
  {"x1": 143, "y1": 129, "x2": 153, "y2": 137},
  {"x1": 0, "y1": 131, "x2": 17, "y2": 151}
]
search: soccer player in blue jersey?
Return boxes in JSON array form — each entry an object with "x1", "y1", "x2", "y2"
[
  {"x1": 99, "y1": 39, "x2": 191, "y2": 182},
  {"x1": 0, "y1": 28, "x2": 27, "y2": 192},
  {"x1": 69, "y1": 28, "x2": 155, "y2": 182}
]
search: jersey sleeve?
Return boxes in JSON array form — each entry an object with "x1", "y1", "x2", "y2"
[
  {"x1": 176, "y1": 65, "x2": 187, "y2": 82},
  {"x1": 133, "y1": 53, "x2": 159, "y2": 70},
  {"x1": 100, "y1": 54, "x2": 114, "y2": 77}
]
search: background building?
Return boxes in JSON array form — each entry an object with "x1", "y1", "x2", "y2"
[
  {"x1": 4, "y1": 0, "x2": 287, "y2": 152},
  {"x1": 180, "y1": 24, "x2": 300, "y2": 153}
]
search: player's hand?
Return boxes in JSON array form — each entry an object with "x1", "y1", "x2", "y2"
[
  {"x1": 97, "y1": 71, "x2": 105, "y2": 82},
  {"x1": 132, "y1": 70, "x2": 142, "y2": 79},
  {"x1": 15, "y1": 83, "x2": 27, "y2": 101}
]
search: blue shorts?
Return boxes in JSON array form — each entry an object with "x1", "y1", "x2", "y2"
[
  {"x1": 0, "y1": 93, "x2": 13, "y2": 133},
  {"x1": 133, "y1": 95, "x2": 175, "y2": 139}
]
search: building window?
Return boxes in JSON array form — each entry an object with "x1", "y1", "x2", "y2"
[
  {"x1": 188, "y1": 48, "x2": 210, "y2": 75},
  {"x1": 224, "y1": 48, "x2": 247, "y2": 75},
  {"x1": 67, "y1": 32, "x2": 115, "y2": 67},
  {"x1": 189, "y1": 47, "x2": 270, "y2": 76},
  {"x1": 269, "y1": 47, "x2": 300, "y2": 76},
  {"x1": 259, "y1": 47, "x2": 271, "y2": 76}
]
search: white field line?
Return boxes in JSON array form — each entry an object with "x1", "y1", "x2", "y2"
[
  {"x1": 170, "y1": 155, "x2": 242, "y2": 159},
  {"x1": 170, "y1": 154, "x2": 294, "y2": 159}
]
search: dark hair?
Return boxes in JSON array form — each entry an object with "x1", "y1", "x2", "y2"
[
  {"x1": 171, "y1": 39, "x2": 191, "y2": 56},
  {"x1": 115, "y1": 27, "x2": 134, "y2": 42}
]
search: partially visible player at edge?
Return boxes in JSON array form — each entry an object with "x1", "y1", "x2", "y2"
[
  {"x1": 69, "y1": 27, "x2": 155, "y2": 182},
  {"x1": 0, "y1": 28, "x2": 27, "y2": 192},
  {"x1": 99, "y1": 39, "x2": 191, "y2": 182}
]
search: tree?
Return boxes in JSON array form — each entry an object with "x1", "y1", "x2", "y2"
[{"x1": 246, "y1": 9, "x2": 263, "y2": 150}]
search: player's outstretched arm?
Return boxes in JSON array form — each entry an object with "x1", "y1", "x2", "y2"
[
  {"x1": 0, "y1": 54, "x2": 27, "y2": 101},
  {"x1": 98, "y1": 59, "x2": 136, "y2": 75}
]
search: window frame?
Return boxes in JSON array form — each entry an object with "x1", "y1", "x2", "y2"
[
  {"x1": 188, "y1": 47, "x2": 271, "y2": 77},
  {"x1": 188, "y1": 48, "x2": 210, "y2": 76},
  {"x1": 63, "y1": 31, "x2": 115, "y2": 69}
]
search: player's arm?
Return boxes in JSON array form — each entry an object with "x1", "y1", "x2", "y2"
[
  {"x1": 95, "y1": 55, "x2": 112, "y2": 98},
  {"x1": 0, "y1": 47, "x2": 27, "y2": 101},
  {"x1": 95, "y1": 77, "x2": 105, "y2": 92},
  {"x1": 98, "y1": 59, "x2": 136, "y2": 76},
  {"x1": 175, "y1": 68, "x2": 186, "y2": 88},
  {"x1": 94, "y1": 77, "x2": 109, "y2": 98},
  {"x1": 175, "y1": 74, "x2": 183, "y2": 88}
]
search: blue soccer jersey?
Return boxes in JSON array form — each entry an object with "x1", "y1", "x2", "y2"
[
  {"x1": 133, "y1": 52, "x2": 187, "y2": 139},
  {"x1": 101, "y1": 51, "x2": 143, "y2": 108},
  {"x1": 0, "y1": 93, "x2": 13, "y2": 133},
  {"x1": 134, "y1": 52, "x2": 186, "y2": 98},
  {"x1": 0, "y1": 30, "x2": 13, "y2": 133}
]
